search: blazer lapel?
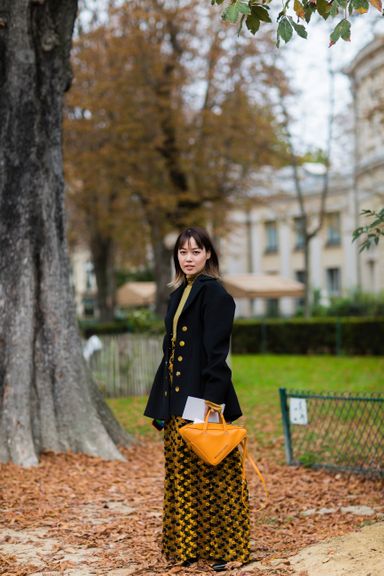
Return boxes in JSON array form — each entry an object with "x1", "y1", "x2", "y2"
[
  {"x1": 165, "y1": 275, "x2": 211, "y2": 332},
  {"x1": 165, "y1": 284, "x2": 184, "y2": 332},
  {"x1": 179, "y1": 275, "x2": 207, "y2": 316}
]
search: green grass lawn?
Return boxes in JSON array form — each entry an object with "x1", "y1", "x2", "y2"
[{"x1": 107, "y1": 355, "x2": 384, "y2": 446}]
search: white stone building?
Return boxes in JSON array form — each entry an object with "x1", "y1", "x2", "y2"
[
  {"x1": 345, "y1": 35, "x2": 384, "y2": 297},
  {"x1": 218, "y1": 166, "x2": 359, "y2": 316},
  {"x1": 218, "y1": 35, "x2": 384, "y2": 317}
]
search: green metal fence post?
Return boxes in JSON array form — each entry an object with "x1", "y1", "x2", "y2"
[
  {"x1": 279, "y1": 388, "x2": 293, "y2": 465},
  {"x1": 336, "y1": 318, "x2": 342, "y2": 356}
]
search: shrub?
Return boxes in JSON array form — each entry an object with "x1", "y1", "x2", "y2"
[
  {"x1": 79, "y1": 309, "x2": 163, "y2": 338},
  {"x1": 232, "y1": 317, "x2": 384, "y2": 355}
]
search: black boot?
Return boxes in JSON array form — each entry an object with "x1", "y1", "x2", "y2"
[
  {"x1": 182, "y1": 558, "x2": 198, "y2": 567},
  {"x1": 212, "y1": 560, "x2": 227, "y2": 572}
]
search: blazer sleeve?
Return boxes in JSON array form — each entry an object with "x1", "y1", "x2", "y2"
[{"x1": 201, "y1": 283, "x2": 235, "y2": 405}]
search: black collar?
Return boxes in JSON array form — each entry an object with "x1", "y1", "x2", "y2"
[{"x1": 165, "y1": 275, "x2": 216, "y2": 330}]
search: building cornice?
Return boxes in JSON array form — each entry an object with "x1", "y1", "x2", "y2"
[
  {"x1": 356, "y1": 153, "x2": 384, "y2": 177},
  {"x1": 344, "y1": 35, "x2": 384, "y2": 82}
]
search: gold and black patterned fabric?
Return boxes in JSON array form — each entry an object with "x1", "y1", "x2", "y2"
[{"x1": 162, "y1": 415, "x2": 251, "y2": 563}]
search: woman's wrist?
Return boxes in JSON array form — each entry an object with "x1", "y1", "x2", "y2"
[{"x1": 205, "y1": 399, "x2": 222, "y2": 412}]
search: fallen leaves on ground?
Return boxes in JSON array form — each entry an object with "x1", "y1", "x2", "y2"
[{"x1": 0, "y1": 436, "x2": 382, "y2": 576}]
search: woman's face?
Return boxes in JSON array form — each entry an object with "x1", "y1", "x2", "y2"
[{"x1": 178, "y1": 237, "x2": 211, "y2": 277}]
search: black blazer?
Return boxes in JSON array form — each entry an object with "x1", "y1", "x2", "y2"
[{"x1": 144, "y1": 274, "x2": 242, "y2": 422}]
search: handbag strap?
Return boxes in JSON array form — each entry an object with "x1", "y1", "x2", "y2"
[
  {"x1": 205, "y1": 408, "x2": 269, "y2": 507},
  {"x1": 240, "y1": 436, "x2": 269, "y2": 509}
]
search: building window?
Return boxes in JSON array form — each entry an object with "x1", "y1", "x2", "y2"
[
  {"x1": 295, "y1": 270, "x2": 306, "y2": 284},
  {"x1": 265, "y1": 221, "x2": 278, "y2": 253},
  {"x1": 266, "y1": 298, "x2": 279, "y2": 317},
  {"x1": 295, "y1": 270, "x2": 306, "y2": 310},
  {"x1": 326, "y1": 267, "x2": 341, "y2": 297},
  {"x1": 294, "y1": 217, "x2": 305, "y2": 250},
  {"x1": 326, "y1": 212, "x2": 341, "y2": 246},
  {"x1": 82, "y1": 296, "x2": 95, "y2": 318}
]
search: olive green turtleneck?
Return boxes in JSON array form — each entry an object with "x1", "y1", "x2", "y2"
[{"x1": 172, "y1": 274, "x2": 198, "y2": 342}]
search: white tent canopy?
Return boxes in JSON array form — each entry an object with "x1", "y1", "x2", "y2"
[
  {"x1": 117, "y1": 274, "x2": 304, "y2": 308},
  {"x1": 222, "y1": 274, "x2": 305, "y2": 299},
  {"x1": 116, "y1": 281, "x2": 156, "y2": 307}
]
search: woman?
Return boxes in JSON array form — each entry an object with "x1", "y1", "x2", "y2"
[{"x1": 144, "y1": 227, "x2": 250, "y2": 571}]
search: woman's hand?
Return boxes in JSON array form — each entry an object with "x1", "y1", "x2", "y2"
[{"x1": 204, "y1": 400, "x2": 222, "y2": 418}]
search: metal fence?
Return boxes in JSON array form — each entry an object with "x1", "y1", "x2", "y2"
[
  {"x1": 88, "y1": 334, "x2": 163, "y2": 397},
  {"x1": 279, "y1": 388, "x2": 384, "y2": 476}
]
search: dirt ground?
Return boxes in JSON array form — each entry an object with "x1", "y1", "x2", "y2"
[
  {"x1": 0, "y1": 439, "x2": 383, "y2": 576},
  {"x1": 288, "y1": 521, "x2": 384, "y2": 576}
]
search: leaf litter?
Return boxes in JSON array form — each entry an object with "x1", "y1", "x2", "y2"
[{"x1": 0, "y1": 437, "x2": 382, "y2": 576}]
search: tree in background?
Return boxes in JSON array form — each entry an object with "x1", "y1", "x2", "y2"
[
  {"x1": 266, "y1": 51, "x2": 337, "y2": 318},
  {"x1": 65, "y1": 0, "x2": 286, "y2": 317},
  {"x1": 64, "y1": 28, "x2": 150, "y2": 322}
]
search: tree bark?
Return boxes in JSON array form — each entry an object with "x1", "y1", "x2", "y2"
[
  {"x1": 147, "y1": 213, "x2": 173, "y2": 318},
  {"x1": 90, "y1": 235, "x2": 116, "y2": 321},
  {"x1": 0, "y1": 0, "x2": 131, "y2": 466}
]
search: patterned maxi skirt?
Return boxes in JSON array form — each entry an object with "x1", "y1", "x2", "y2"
[{"x1": 162, "y1": 415, "x2": 251, "y2": 563}]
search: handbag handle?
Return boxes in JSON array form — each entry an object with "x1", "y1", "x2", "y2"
[{"x1": 203, "y1": 407, "x2": 227, "y2": 431}]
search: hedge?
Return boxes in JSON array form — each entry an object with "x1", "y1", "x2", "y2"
[
  {"x1": 231, "y1": 317, "x2": 384, "y2": 355},
  {"x1": 80, "y1": 317, "x2": 384, "y2": 355},
  {"x1": 79, "y1": 319, "x2": 163, "y2": 339}
]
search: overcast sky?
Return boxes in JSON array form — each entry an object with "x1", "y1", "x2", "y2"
[{"x1": 283, "y1": 13, "x2": 384, "y2": 165}]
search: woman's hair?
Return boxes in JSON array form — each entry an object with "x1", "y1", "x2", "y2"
[{"x1": 170, "y1": 227, "x2": 220, "y2": 287}]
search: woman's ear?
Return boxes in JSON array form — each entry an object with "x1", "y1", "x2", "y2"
[{"x1": 206, "y1": 250, "x2": 211, "y2": 260}]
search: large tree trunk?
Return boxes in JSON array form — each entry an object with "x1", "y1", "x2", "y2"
[
  {"x1": 90, "y1": 235, "x2": 116, "y2": 321},
  {"x1": 147, "y1": 214, "x2": 172, "y2": 317},
  {"x1": 0, "y1": 0, "x2": 131, "y2": 466}
]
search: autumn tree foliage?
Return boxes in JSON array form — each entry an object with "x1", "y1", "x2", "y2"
[
  {"x1": 212, "y1": 0, "x2": 383, "y2": 47},
  {"x1": 64, "y1": 0, "x2": 286, "y2": 317}
]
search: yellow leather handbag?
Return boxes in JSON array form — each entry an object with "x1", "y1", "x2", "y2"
[
  {"x1": 179, "y1": 408, "x2": 269, "y2": 505},
  {"x1": 179, "y1": 408, "x2": 246, "y2": 465}
]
